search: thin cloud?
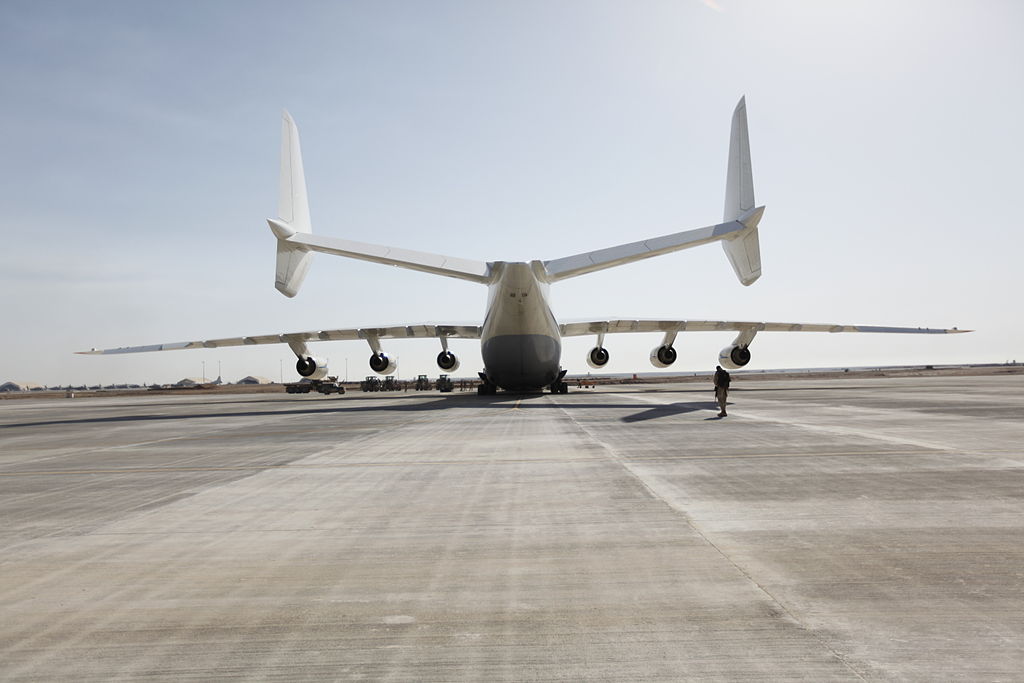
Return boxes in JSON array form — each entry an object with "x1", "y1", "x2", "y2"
[{"x1": 699, "y1": 0, "x2": 725, "y2": 12}]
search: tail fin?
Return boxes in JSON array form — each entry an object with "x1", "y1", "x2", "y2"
[
  {"x1": 722, "y1": 97, "x2": 763, "y2": 286},
  {"x1": 268, "y1": 110, "x2": 314, "y2": 298}
]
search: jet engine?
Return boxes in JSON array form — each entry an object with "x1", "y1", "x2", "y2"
[
  {"x1": 369, "y1": 352, "x2": 398, "y2": 376},
  {"x1": 587, "y1": 346, "x2": 610, "y2": 369},
  {"x1": 437, "y1": 350, "x2": 460, "y2": 373},
  {"x1": 295, "y1": 356, "x2": 329, "y2": 380},
  {"x1": 649, "y1": 345, "x2": 677, "y2": 369},
  {"x1": 718, "y1": 344, "x2": 752, "y2": 370}
]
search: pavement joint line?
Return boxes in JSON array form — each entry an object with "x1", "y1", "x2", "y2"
[
  {"x1": 623, "y1": 391, "x2": 975, "y2": 455},
  {"x1": 6, "y1": 448, "x2": 1016, "y2": 477},
  {"x1": 551, "y1": 393, "x2": 870, "y2": 681},
  {"x1": 0, "y1": 457, "x2": 611, "y2": 476}
]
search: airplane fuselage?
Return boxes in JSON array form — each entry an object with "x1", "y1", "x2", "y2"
[{"x1": 480, "y1": 262, "x2": 562, "y2": 390}]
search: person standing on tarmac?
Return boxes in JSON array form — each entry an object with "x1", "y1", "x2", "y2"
[{"x1": 713, "y1": 365, "x2": 731, "y2": 417}]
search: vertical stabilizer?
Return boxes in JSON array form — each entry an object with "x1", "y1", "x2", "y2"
[
  {"x1": 270, "y1": 110, "x2": 314, "y2": 297},
  {"x1": 721, "y1": 97, "x2": 763, "y2": 286}
]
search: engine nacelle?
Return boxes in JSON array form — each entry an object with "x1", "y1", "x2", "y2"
[
  {"x1": 436, "y1": 351, "x2": 460, "y2": 373},
  {"x1": 587, "y1": 346, "x2": 610, "y2": 369},
  {"x1": 369, "y1": 352, "x2": 398, "y2": 376},
  {"x1": 295, "y1": 356, "x2": 329, "y2": 380},
  {"x1": 649, "y1": 345, "x2": 677, "y2": 369},
  {"x1": 719, "y1": 344, "x2": 752, "y2": 370}
]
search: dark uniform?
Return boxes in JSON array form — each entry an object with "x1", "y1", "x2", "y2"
[{"x1": 713, "y1": 366, "x2": 731, "y2": 417}]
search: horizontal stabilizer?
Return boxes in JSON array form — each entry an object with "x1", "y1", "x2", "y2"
[{"x1": 542, "y1": 219, "x2": 748, "y2": 282}]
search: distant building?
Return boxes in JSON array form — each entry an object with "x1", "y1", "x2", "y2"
[
  {"x1": 236, "y1": 376, "x2": 273, "y2": 385},
  {"x1": 0, "y1": 381, "x2": 43, "y2": 392},
  {"x1": 175, "y1": 378, "x2": 206, "y2": 387}
]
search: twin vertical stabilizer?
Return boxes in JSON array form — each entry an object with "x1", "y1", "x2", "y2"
[
  {"x1": 721, "y1": 97, "x2": 763, "y2": 286},
  {"x1": 270, "y1": 111, "x2": 314, "y2": 298},
  {"x1": 268, "y1": 98, "x2": 764, "y2": 294}
]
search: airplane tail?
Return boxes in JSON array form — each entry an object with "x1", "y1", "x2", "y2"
[
  {"x1": 268, "y1": 110, "x2": 314, "y2": 298},
  {"x1": 721, "y1": 97, "x2": 763, "y2": 286}
]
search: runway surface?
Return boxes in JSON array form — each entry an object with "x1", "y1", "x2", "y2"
[{"x1": 2, "y1": 375, "x2": 1022, "y2": 681}]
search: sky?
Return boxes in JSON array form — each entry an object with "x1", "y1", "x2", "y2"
[{"x1": 1, "y1": 0, "x2": 1021, "y2": 386}]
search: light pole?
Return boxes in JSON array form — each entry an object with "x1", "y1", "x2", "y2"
[{"x1": 202, "y1": 360, "x2": 206, "y2": 384}]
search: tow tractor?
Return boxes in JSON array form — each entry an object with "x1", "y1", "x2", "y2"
[
  {"x1": 436, "y1": 375, "x2": 454, "y2": 393},
  {"x1": 360, "y1": 376, "x2": 382, "y2": 392},
  {"x1": 285, "y1": 376, "x2": 345, "y2": 395}
]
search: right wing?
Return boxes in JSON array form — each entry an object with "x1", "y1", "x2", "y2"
[
  {"x1": 77, "y1": 324, "x2": 482, "y2": 355},
  {"x1": 559, "y1": 319, "x2": 969, "y2": 337}
]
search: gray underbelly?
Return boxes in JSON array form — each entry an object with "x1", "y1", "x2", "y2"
[{"x1": 481, "y1": 334, "x2": 561, "y2": 390}]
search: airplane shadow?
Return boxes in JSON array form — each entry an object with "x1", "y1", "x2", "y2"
[{"x1": 2, "y1": 393, "x2": 727, "y2": 430}]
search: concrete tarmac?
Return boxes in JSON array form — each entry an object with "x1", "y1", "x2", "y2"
[{"x1": 1, "y1": 375, "x2": 1022, "y2": 681}]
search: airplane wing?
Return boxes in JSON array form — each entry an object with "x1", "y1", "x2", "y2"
[
  {"x1": 76, "y1": 324, "x2": 483, "y2": 355},
  {"x1": 560, "y1": 319, "x2": 969, "y2": 337}
]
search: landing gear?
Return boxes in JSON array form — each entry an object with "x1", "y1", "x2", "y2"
[
  {"x1": 549, "y1": 369, "x2": 569, "y2": 394},
  {"x1": 477, "y1": 372, "x2": 497, "y2": 395},
  {"x1": 549, "y1": 380, "x2": 568, "y2": 394}
]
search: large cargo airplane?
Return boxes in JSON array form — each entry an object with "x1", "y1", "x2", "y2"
[{"x1": 80, "y1": 98, "x2": 967, "y2": 393}]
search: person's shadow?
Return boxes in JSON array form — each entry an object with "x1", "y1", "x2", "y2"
[{"x1": 621, "y1": 401, "x2": 716, "y2": 423}]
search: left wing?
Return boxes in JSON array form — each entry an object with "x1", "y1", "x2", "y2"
[
  {"x1": 77, "y1": 324, "x2": 482, "y2": 355},
  {"x1": 560, "y1": 320, "x2": 969, "y2": 337}
]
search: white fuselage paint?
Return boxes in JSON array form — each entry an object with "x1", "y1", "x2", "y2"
[{"x1": 478, "y1": 262, "x2": 563, "y2": 390}]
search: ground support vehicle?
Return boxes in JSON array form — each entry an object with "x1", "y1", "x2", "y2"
[{"x1": 285, "y1": 377, "x2": 345, "y2": 395}]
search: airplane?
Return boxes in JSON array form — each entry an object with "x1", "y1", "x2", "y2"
[{"x1": 79, "y1": 98, "x2": 968, "y2": 394}]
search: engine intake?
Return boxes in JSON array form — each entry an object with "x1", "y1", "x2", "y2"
[
  {"x1": 369, "y1": 352, "x2": 398, "y2": 376},
  {"x1": 296, "y1": 356, "x2": 328, "y2": 380},
  {"x1": 650, "y1": 345, "x2": 677, "y2": 369},
  {"x1": 719, "y1": 344, "x2": 751, "y2": 370},
  {"x1": 437, "y1": 351, "x2": 460, "y2": 372},
  {"x1": 587, "y1": 346, "x2": 610, "y2": 369}
]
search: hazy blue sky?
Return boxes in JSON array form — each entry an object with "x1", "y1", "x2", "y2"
[{"x1": 1, "y1": 0, "x2": 1021, "y2": 386}]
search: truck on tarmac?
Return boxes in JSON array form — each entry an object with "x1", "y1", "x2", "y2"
[{"x1": 285, "y1": 377, "x2": 345, "y2": 395}]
